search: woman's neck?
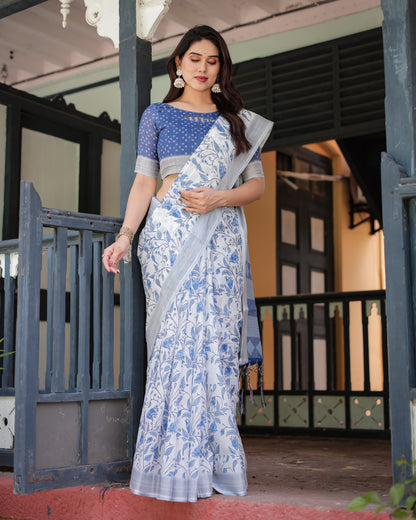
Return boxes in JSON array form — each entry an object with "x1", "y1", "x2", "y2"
[{"x1": 170, "y1": 89, "x2": 217, "y2": 113}]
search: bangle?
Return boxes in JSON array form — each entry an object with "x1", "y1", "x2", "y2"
[{"x1": 117, "y1": 226, "x2": 134, "y2": 244}]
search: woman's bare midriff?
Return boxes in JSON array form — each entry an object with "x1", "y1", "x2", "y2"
[{"x1": 156, "y1": 173, "x2": 179, "y2": 201}]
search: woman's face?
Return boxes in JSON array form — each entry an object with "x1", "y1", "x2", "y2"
[{"x1": 176, "y1": 39, "x2": 221, "y2": 93}]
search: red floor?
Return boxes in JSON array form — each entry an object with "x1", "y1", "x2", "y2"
[
  {"x1": 0, "y1": 478, "x2": 390, "y2": 520},
  {"x1": 0, "y1": 436, "x2": 392, "y2": 520}
]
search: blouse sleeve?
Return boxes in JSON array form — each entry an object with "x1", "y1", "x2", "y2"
[
  {"x1": 134, "y1": 104, "x2": 160, "y2": 177},
  {"x1": 241, "y1": 147, "x2": 264, "y2": 182}
]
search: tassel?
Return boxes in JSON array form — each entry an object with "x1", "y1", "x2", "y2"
[
  {"x1": 258, "y1": 362, "x2": 266, "y2": 408},
  {"x1": 239, "y1": 365, "x2": 247, "y2": 415},
  {"x1": 239, "y1": 386, "x2": 246, "y2": 415},
  {"x1": 247, "y1": 367, "x2": 255, "y2": 404},
  {"x1": 239, "y1": 363, "x2": 267, "y2": 415}
]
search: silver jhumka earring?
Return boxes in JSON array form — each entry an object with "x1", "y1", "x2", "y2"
[
  {"x1": 211, "y1": 81, "x2": 221, "y2": 93},
  {"x1": 174, "y1": 69, "x2": 185, "y2": 88}
]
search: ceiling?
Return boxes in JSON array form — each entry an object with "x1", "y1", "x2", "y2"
[{"x1": 0, "y1": 0, "x2": 379, "y2": 89}]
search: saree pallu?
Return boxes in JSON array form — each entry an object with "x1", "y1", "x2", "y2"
[{"x1": 129, "y1": 110, "x2": 273, "y2": 502}]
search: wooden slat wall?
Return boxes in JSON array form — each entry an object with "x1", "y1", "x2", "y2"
[{"x1": 233, "y1": 29, "x2": 385, "y2": 149}]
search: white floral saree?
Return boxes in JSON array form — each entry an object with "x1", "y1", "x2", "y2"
[{"x1": 129, "y1": 110, "x2": 273, "y2": 502}]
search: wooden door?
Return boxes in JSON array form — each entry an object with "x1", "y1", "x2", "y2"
[{"x1": 276, "y1": 147, "x2": 334, "y2": 392}]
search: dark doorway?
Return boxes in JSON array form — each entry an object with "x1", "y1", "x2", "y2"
[
  {"x1": 276, "y1": 146, "x2": 334, "y2": 297},
  {"x1": 275, "y1": 146, "x2": 334, "y2": 392}
]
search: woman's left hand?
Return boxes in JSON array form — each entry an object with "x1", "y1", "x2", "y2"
[{"x1": 179, "y1": 187, "x2": 221, "y2": 214}]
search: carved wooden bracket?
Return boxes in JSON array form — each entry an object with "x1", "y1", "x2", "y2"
[
  {"x1": 84, "y1": 0, "x2": 119, "y2": 47},
  {"x1": 136, "y1": 0, "x2": 171, "y2": 41},
  {"x1": 59, "y1": 0, "x2": 73, "y2": 28},
  {"x1": 72, "y1": 0, "x2": 172, "y2": 48}
]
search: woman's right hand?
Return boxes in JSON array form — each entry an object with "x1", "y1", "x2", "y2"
[
  {"x1": 102, "y1": 235, "x2": 131, "y2": 274},
  {"x1": 101, "y1": 173, "x2": 156, "y2": 274}
]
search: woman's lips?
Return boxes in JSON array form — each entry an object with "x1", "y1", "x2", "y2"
[{"x1": 195, "y1": 76, "x2": 208, "y2": 82}]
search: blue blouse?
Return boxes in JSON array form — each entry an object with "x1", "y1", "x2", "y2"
[{"x1": 134, "y1": 103, "x2": 264, "y2": 181}]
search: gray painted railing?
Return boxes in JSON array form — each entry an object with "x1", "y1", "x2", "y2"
[
  {"x1": 240, "y1": 291, "x2": 389, "y2": 435},
  {"x1": 10, "y1": 181, "x2": 146, "y2": 493},
  {"x1": 0, "y1": 238, "x2": 18, "y2": 392},
  {"x1": 0, "y1": 238, "x2": 18, "y2": 466}
]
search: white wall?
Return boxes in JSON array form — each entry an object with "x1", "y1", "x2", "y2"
[
  {"x1": 21, "y1": 129, "x2": 79, "y2": 211},
  {"x1": 65, "y1": 81, "x2": 121, "y2": 121},
  {"x1": 101, "y1": 139, "x2": 121, "y2": 218}
]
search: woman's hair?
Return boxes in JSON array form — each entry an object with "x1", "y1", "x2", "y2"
[{"x1": 163, "y1": 25, "x2": 251, "y2": 155}]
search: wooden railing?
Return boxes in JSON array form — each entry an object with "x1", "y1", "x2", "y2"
[
  {"x1": 1, "y1": 181, "x2": 148, "y2": 493},
  {"x1": 239, "y1": 291, "x2": 389, "y2": 436},
  {"x1": 0, "y1": 238, "x2": 18, "y2": 393}
]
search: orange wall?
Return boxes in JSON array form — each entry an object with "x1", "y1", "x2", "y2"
[
  {"x1": 245, "y1": 151, "x2": 277, "y2": 297},
  {"x1": 245, "y1": 151, "x2": 276, "y2": 390},
  {"x1": 247, "y1": 143, "x2": 385, "y2": 298},
  {"x1": 246, "y1": 143, "x2": 385, "y2": 392},
  {"x1": 304, "y1": 141, "x2": 385, "y2": 292}
]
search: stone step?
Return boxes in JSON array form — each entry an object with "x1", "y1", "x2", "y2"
[{"x1": 0, "y1": 477, "x2": 389, "y2": 520}]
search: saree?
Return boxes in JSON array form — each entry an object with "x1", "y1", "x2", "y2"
[{"x1": 129, "y1": 110, "x2": 273, "y2": 502}]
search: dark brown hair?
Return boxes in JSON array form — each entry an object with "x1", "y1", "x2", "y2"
[{"x1": 163, "y1": 25, "x2": 251, "y2": 155}]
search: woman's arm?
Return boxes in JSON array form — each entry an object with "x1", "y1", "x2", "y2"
[
  {"x1": 102, "y1": 173, "x2": 157, "y2": 274},
  {"x1": 179, "y1": 177, "x2": 265, "y2": 214}
]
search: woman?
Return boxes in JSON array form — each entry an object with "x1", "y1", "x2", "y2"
[{"x1": 102, "y1": 25, "x2": 272, "y2": 502}]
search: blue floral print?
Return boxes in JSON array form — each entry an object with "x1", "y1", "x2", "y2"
[{"x1": 129, "y1": 111, "x2": 271, "y2": 502}]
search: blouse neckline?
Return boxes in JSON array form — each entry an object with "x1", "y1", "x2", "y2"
[{"x1": 162, "y1": 102, "x2": 218, "y2": 116}]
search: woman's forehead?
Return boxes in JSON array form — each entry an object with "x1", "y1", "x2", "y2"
[{"x1": 186, "y1": 39, "x2": 220, "y2": 57}]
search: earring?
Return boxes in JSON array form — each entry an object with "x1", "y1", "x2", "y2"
[
  {"x1": 174, "y1": 69, "x2": 185, "y2": 88},
  {"x1": 211, "y1": 81, "x2": 221, "y2": 94}
]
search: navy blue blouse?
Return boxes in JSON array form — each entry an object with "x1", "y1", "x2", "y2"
[{"x1": 134, "y1": 103, "x2": 263, "y2": 181}]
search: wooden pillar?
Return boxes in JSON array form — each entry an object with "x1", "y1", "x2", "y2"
[
  {"x1": 119, "y1": 2, "x2": 152, "y2": 213},
  {"x1": 381, "y1": 0, "x2": 416, "y2": 482},
  {"x1": 118, "y1": 0, "x2": 152, "y2": 450},
  {"x1": 2, "y1": 106, "x2": 21, "y2": 239}
]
